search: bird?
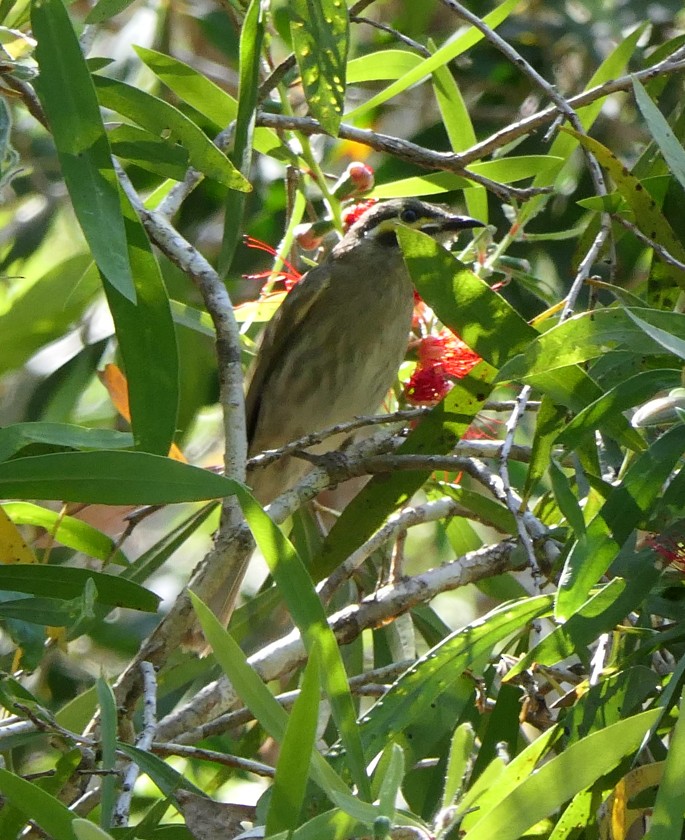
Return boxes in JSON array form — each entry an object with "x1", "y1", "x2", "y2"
[
  {"x1": 245, "y1": 197, "x2": 485, "y2": 503},
  {"x1": 203, "y1": 198, "x2": 484, "y2": 636}
]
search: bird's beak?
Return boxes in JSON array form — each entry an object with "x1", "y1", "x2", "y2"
[{"x1": 420, "y1": 215, "x2": 486, "y2": 236}]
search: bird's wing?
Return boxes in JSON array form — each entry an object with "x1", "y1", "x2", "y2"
[{"x1": 244, "y1": 262, "x2": 330, "y2": 443}]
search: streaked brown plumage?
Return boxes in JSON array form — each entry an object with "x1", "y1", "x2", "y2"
[{"x1": 207, "y1": 198, "x2": 484, "y2": 633}]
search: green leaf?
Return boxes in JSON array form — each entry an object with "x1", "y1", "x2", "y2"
[
  {"x1": 134, "y1": 46, "x2": 283, "y2": 158},
  {"x1": 376, "y1": 744, "x2": 404, "y2": 821},
  {"x1": 116, "y1": 743, "x2": 205, "y2": 797},
  {"x1": 73, "y1": 819, "x2": 116, "y2": 840},
  {"x1": 346, "y1": 0, "x2": 519, "y2": 122},
  {"x1": 86, "y1": 0, "x2": 135, "y2": 22},
  {"x1": 557, "y1": 369, "x2": 681, "y2": 451},
  {"x1": 0, "y1": 256, "x2": 99, "y2": 377},
  {"x1": 31, "y1": 0, "x2": 135, "y2": 303},
  {"x1": 0, "y1": 595, "x2": 92, "y2": 625},
  {"x1": 93, "y1": 75, "x2": 250, "y2": 191},
  {"x1": 398, "y1": 227, "x2": 532, "y2": 367},
  {"x1": 189, "y1": 592, "x2": 352, "y2": 803},
  {"x1": 633, "y1": 76, "x2": 685, "y2": 194},
  {"x1": 290, "y1": 0, "x2": 348, "y2": 136},
  {"x1": 102, "y1": 188, "x2": 180, "y2": 455},
  {"x1": 524, "y1": 396, "x2": 567, "y2": 498},
  {"x1": 266, "y1": 644, "x2": 322, "y2": 835},
  {"x1": 568, "y1": 128, "x2": 685, "y2": 289},
  {"x1": 556, "y1": 423, "x2": 685, "y2": 619},
  {"x1": 509, "y1": 563, "x2": 661, "y2": 676},
  {"x1": 0, "y1": 422, "x2": 132, "y2": 462},
  {"x1": 0, "y1": 564, "x2": 160, "y2": 611},
  {"x1": 371, "y1": 158, "x2": 562, "y2": 198},
  {"x1": 237, "y1": 489, "x2": 371, "y2": 800},
  {"x1": 0, "y1": 768, "x2": 77, "y2": 840},
  {"x1": 347, "y1": 49, "x2": 422, "y2": 83},
  {"x1": 498, "y1": 308, "x2": 685, "y2": 381},
  {"x1": 96, "y1": 677, "x2": 117, "y2": 829},
  {"x1": 622, "y1": 306, "x2": 685, "y2": 360},
  {"x1": 360, "y1": 596, "x2": 551, "y2": 756},
  {"x1": 0, "y1": 450, "x2": 241, "y2": 505},
  {"x1": 109, "y1": 123, "x2": 189, "y2": 181},
  {"x1": 218, "y1": 0, "x2": 263, "y2": 275},
  {"x1": 463, "y1": 709, "x2": 660, "y2": 840},
  {"x1": 2, "y1": 501, "x2": 128, "y2": 566},
  {"x1": 443, "y1": 724, "x2": 476, "y2": 808}
]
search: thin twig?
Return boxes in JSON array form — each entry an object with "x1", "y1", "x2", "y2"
[
  {"x1": 113, "y1": 662, "x2": 158, "y2": 827},
  {"x1": 611, "y1": 213, "x2": 685, "y2": 272}
]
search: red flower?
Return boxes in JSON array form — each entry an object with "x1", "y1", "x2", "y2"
[
  {"x1": 404, "y1": 365, "x2": 452, "y2": 406},
  {"x1": 646, "y1": 531, "x2": 685, "y2": 573},
  {"x1": 404, "y1": 329, "x2": 481, "y2": 406},
  {"x1": 342, "y1": 199, "x2": 378, "y2": 230},
  {"x1": 243, "y1": 235, "x2": 302, "y2": 291}
]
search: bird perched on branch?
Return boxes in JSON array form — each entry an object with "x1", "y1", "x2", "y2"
[
  {"x1": 201, "y1": 198, "x2": 484, "y2": 639},
  {"x1": 245, "y1": 197, "x2": 485, "y2": 503}
]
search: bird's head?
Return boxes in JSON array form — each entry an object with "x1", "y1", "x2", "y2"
[{"x1": 343, "y1": 198, "x2": 485, "y2": 250}]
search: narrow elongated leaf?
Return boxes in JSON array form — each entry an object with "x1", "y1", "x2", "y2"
[
  {"x1": 0, "y1": 450, "x2": 241, "y2": 505},
  {"x1": 219, "y1": 0, "x2": 263, "y2": 275},
  {"x1": 557, "y1": 423, "x2": 685, "y2": 619},
  {"x1": 2, "y1": 501, "x2": 128, "y2": 565},
  {"x1": 101, "y1": 190, "x2": 180, "y2": 455},
  {"x1": 346, "y1": 0, "x2": 519, "y2": 122},
  {"x1": 291, "y1": 0, "x2": 348, "y2": 135},
  {"x1": 557, "y1": 369, "x2": 680, "y2": 450},
  {"x1": 93, "y1": 75, "x2": 250, "y2": 191},
  {"x1": 509, "y1": 563, "x2": 661, "y2": 676},
  {"x1": 86, "y1": 0, "x2": 136, "y2": 22},
  {"x1": 623, "y1": 306, "x2": 685, "y2": 360},
  {"x1": 134, "y1": 46, "x2": 283, "y2": 158},
  {"x1": 116, "y1": 743, "x2": 205, "y2": 797},
  {"x1": 347, "y1": 49, "x2": 422, "y2": 83},
  {"x1": 432, "y1": 55, "x2": 486, "y2": 221},
  {"x1": 96, "y1": 678, "x2": 117, "y2": 829},
  {"x1": 189, "y1": 592, "x2": 351, "y2": 801},
  {"x1": 31, "y1": 0, "x2": 135, "y2": 302},
  {"x1": 464, "y1": 709, "x2": 660, "y2": 840},
  {"x1": 237, "y1": 489, "x2": 371, "y2": 800},
  {"x1": 568, "y1": 129, "x2": 685, "y2": 289},
  {"x1": 371, "y1": 158, "x2": 562, "y2": 198},
  {"x1": 498, "y1": 308, "x2": 685, "y2": 381},
  {"x1": 109, "y1": 124, "x2": 189, "y2": 181},
  {"x1": 0, "y1": 768, "x2": 77, "y2": 840},
  {"x1": 266, "y1": 645, "x2": 322, "y2": 835},
  {"x1": 0, "y1": 422, "x2": 132, "y2": 462},
  {"x1": 360, "y1": 596, "x2": 551, "y2": 756},
  {"x1": 633, "y1": 77, "x2": 685, "y2": 194},
  {"x1": 0, "y1": 565, "x2": 159, "y2": 611}
]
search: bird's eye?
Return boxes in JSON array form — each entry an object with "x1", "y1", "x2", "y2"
[{"x1": 400, "y1": 207, "x2": 418, "y2": 224}]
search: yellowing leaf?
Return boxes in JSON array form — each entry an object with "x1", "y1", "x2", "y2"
[{"x1": 0, "y1": 506, "x2": 36, "y2": 564}]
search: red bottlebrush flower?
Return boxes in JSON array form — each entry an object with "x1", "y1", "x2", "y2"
[
  {"x1": 404, "y1": 329, "x2": 481, "y2": 407},
  {"x1": 646, "y1": 530, "x2": 685, "y2": 573},
  {"x1": 404, "y1": 365, "x2": 452, "y2": 406},
  {"x1": 243, "y1": 235, "x2": 303, "y2": 291},
  {"x1": 342, "y1": 198, "x2": 378, "y2": 230},
  {"x1": 418, "y1": 330, "x2": 481, "y2": 379}
]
